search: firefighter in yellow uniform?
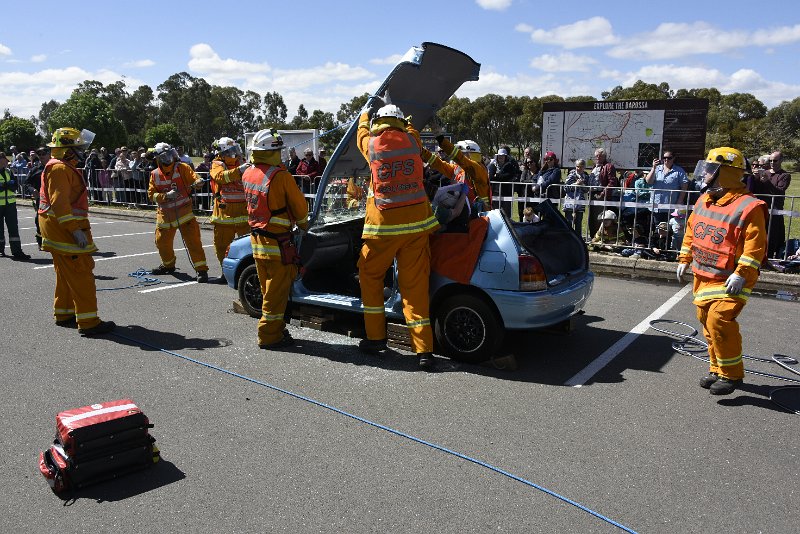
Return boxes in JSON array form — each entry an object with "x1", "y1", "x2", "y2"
[
  {"x1": 356, "y1": 100, "x2": 440, "y2": 371},
  {"x1": 241, "y1": 129, "x2": 309, "y2": 349},
  {"x1": 677, "y1": 147, "x2": 767, "y2": 395},
  {"x1": 147, "y1": 142, "x2": 210, "y2": 283},
  {"x1": 422, "y1": 137, "x2": 492, "y2": 211},
  {"x1": 39, "y1": 127, "x2": 115, "y2": 336},
  {"x1": 209, "y1": 137, "x2": 250, "y2": 280}
]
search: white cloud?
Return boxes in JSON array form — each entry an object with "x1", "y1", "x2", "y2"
[
  {"x1": 476, "y1": 0, "x2": 512, "y2": 10},
  {"x1": 611, "y1": 63, "x2": 800, "y2": 107},
  {"x1": 518, "y1": 17, "x2": 619, "y2": 49},
  {"x1": 608, "y1": 22, "x2": 800, "y2": 60},
  {"x1": 123, "y1": 59, "x2": 155, "y2": 68},
  {"x1": 30, "y1": 54, "x2": 46, "y2": 63},
  {"x1": 188, "y1": 43, "x2": 271, "y2": 79},
  {"x1": 0, "y1": 67, "x2": 144, "y2": 118},
  {"x1": 531, "y1": 53, "x2": 597, "y2": 72},
  {"x1": 0, "y1": 43, "x2": 11, "y2": 56},
  {"x1": 369, "y1": 54, "x2": 404, "y2": 65}
]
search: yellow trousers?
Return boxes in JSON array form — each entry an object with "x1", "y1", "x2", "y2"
[
  {"x1": 51, "y1": 253, "x2": 101, "y2": 330},
  {"x1": 213, "y1": 222, "x2": 250, "y2": 265},
  {"x1": 696, "y1": 298, "x2": 746, "y2": 380},
  {"x1": 155, "y1": 218, "x2": 208, "y2": 271},
  {"x1": 255, "y1": 257, "x2": 297, "y2": 346},
  {"x1": 358, "y1": 232, "x2": 433, "y2": 353}
]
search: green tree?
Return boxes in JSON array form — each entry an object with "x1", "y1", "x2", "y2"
[
  {"x1": 0, "y1": 115, "x2": 40, "y2": 151},
  {"x1": 46, "y1": 91, "x2": 126, "y2": 149},
  {"x1": 36, "y1": 100, "x2": 60, "y2": 136},
  {"x1": 602, "y1": 80, "x2": 673, "y2": 101},
  {"x1": 144, "y1": 123, "x2": 182, "y2": 148},
  {"x1": 156, "y1": 72, "x2": 214, "y2": 154},
  {"x1": 289, "y1": 104, "x2": 309, "y2": 129},
  {"x1": 765, "y1": 97, "x2": 800, "y2": 160},
  {"x1": 263, "y1": 91, "x2": 288, "y2": 127}
]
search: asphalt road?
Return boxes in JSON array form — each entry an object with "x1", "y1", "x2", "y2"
[{"x1": 3, "y1": 204, "x2": 799, "y2": 534}]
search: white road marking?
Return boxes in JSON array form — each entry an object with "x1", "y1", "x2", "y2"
[
  {"x1": 565, "y1": 283, "x2": 693, "y2": 387},
  {"x1": 19, "y1": 220, "x2": 118, "y2": 231},
  {"x1": 33, "y1": 244, "x2": 214, "y2": 269},
  {"x1": 139, "y1": 281, "x2": 198, "y2": 293}
]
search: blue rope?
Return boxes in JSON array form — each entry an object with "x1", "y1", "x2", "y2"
[
  {"x1": 96, "y1": 269, "x2": 187, "y2": 291},
  {"x1": 110, "y1": 331, "x2": 638, "y2": 533}
]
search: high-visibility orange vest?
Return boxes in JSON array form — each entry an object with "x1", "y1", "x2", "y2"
[
  {"x1": 368, "y1": 130, "x2": 426, "y2": 210},
  {"x1": 210, "y1": 160, "x2": 246, "y2": 204},
  {"x1": 242, "y1": 164, "x2": 288, "y2": 231},
  {"x1": 690, "y1": 193, "x2": 767, "y2": 280},
  {"x1": 38, "y1": 158, "x2": 89, "y2": 221},
  {"x1": 151, "y1": 165, "x2": 192, "y2": 211}
]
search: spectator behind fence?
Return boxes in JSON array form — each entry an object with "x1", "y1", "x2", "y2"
[
  {"x1": 590, "y1": 210, "x2": 625, "y2": 252},
  {"x1": 11, "y1": 153, "x2": 28, "y2": 175},
  {"x1": 645, "y1": 150, "x2": 688, "y2": 225},
  {"x1": 318, "y1": 148, "x2": 328, "y2": 172},
  {"x1": 195, "y1": 153, "x2": 213, "y2": 174},
  {"x1": 563, "y1": 159, "x2": 589, "y2": 236},
  {"x1": 129, "y1": 150, "x2": 147, "y2": 205},
  {"x1": 113, "y1": 148, "x2": 132, "y2": 204},
  {"x1": 490, "y1": 147, "x2": 520, "y2": 218},
  {"x1": 754, "y1": 151, "x2": 791, "y2": 258},
  {"x1": 177, "y1": 146, "x2": 194, "y2": 170},
  {"x1": 532, "y1": 151, "x2": 562, "y2": 200},
  {"x1": 296, "y1": 147, "x2": 321, "y2": 194},
  {"x1": 285, "y1": 146, "x2": 300, "y2": 175},
  {"x1": 517, "y1": 150, "x2": 540, "y2": 221},
  {"x1": 589, "y1": 147, "x2": 619, "y2": 236}
]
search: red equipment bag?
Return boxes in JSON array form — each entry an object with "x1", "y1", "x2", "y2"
[{"x1": 39, "y1": 399, "x2": 159, "y2": 495}]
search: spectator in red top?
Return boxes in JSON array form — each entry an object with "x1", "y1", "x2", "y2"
[
  {"x1": 589, "y1": 147, "x2": 619, "y2": 236},
  {"x1": 295, "y1": 147, "x2": 321, "y2": 194},
  {"x1": 754, "y1": 150, "x2": 792, "y2": 257}
]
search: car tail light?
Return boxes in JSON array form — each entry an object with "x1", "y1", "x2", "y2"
[
  {"x1": 519, "y1": 254, "x2": 546, "y2": 291},
  {"x1": 224, "y1": 245, "x2": 231, "y2": 258}
]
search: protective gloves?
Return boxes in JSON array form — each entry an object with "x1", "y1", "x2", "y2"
[
  {"x1": 435, "y1": 134, "x2": 445, "y2": 146},
  {"x1": 192, "y1": 179, "x2": 205, "y2": 190},
  {"x1": 164, "y1": 189, "x2": 179, "y2": 200},
  {"x1": 362, "y1": 95, "x2": 384, "y2": 115},
  {"x1": 72, "y1": 229, "x2": 88, "y2": 248},
  {"x1": 237, "y1": 163, "x2": 251, "y2": 175},
  {"x1": 725, "y1": 273, "x2": 745, "y2": 295},
  {"x1": 676, "y1": 262, "x2": 689, "y2": 283}
]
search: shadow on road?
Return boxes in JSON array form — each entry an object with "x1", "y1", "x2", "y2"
[
  {"x1": 108, "y1": 325, "x2": 232, "y2": 352},
  {"x1": 60, "y1": 458, "x2": 185, "y2": 505}
]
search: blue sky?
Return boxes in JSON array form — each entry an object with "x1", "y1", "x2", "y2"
[{"x1": 2, "y1": 0, "x2": 798, "y2": 120}]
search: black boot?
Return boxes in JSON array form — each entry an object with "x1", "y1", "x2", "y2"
[
  {"x1": 196, "y1": 271, "x2": 208, "y2": 283},
  {"x1": 418, "y1": 352, "x2": 437, "y2": 371},
  {"x1": 699, "y1": 372, "x2": 719, "y2": 389},
  {"x1": 359, "y1": 338, "x2": 387, "y2": 355},
  {"x1": 55, "y1": 317, "x2": 77, "y2": 328},
  {"x1": 151, "y1": 264, "x2": 176, "y2": 275},
  {"x1": 12, "y1": 251, "x2": 31, "y2": 260},
  {"x1": 709, "y1": 378, "x2": 743, "y2": 395},
  {"x1": 79, "y1": 320, "x2": 116, "y2": 337},
  {"x1": 259, "y1": 332, "x2": 294, "y2": 350}
]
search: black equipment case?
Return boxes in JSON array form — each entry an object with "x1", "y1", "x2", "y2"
[{"x1": 38, "y1": 399, "x2": 159, "y2": 494}]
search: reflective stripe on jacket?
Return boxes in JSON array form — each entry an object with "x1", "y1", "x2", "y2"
[
  {"x1": 0, "y1": 169, "x2": 17, "y2": 206},
  {"x1": 151, "y1": 166, "x2": 192, "y2": 211},
  {"x1": 38, "y1": 159, "x2": 89, "y2": 224},
  {"x1": 210, "y1": 160, "x2": 246, "y2": 204},
  {"x1": 690, "y1": 193, "x2": 766, "y2": 280},
  {"x1": 368, "y1": 130, "x2": 426, "y2": 210},
  {"x1": 242, "y1": 164, "x2": 285, "y2": 231}
]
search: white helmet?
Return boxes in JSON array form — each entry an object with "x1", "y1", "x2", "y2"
[
  {"x1": 599, "y1": 210, "x2": 617, "y2": 221},
  {"x1": 215, "y1": 136, "x2": 241, "y2": 157},
  {"x1": 456, "y1": 140, "x2": 481, "y2": 154},
  {"x1": 374, "y1": 104, "x2": 405, "y2": 121},
  {"x1": 248, "y1": 128, "x2": 283, "y2": 151},
  {"x1": 154, "y1": 142, "x2": 177, "y2": 165}
]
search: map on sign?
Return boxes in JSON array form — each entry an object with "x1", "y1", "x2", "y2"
[
  {"x1": 544, "y1": 109, "x2": 664, "y2": 169},
  {"x1": 544, "y1": 100, "x2": 708, "y2": 170}
]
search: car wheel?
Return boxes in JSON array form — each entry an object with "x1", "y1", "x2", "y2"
[
  {"x1": 237, "y1": 263, "x2": 262, "y2": 318},
  {"x1": 434, "y1": 294, "x2": 503, "y2": 363}
]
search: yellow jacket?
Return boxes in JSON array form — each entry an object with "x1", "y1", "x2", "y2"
[
  {"x1": 679, "y1": 189, "x2": 767, "y2": 302},
  {"x1": 356, "y1": 112, "x2": 438, "y2": 238},
  {"x1": 39, "y1": 160, "x2": 97, "y2": 255},
  {"x1": 248, "y1": 167, "x2": 309, "y2": 260},
  {"x1": 148, "y1": 162, "x2": 198, "y2": 228}
]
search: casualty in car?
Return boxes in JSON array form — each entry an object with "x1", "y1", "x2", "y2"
[{"x1": 222, "y1": 42, "x2": 594, "y2": 363}]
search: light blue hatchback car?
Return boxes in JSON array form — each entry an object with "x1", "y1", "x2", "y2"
[{"x1": 223, "y1": 42, "x2": 594, "y2": 362}]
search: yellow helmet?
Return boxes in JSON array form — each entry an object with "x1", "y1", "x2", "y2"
[
  {"x1": 47, "y1": 127, "x2": 95, "y2": 149},
  {"x1": 694, "y1": 146, "x2": 745, "y2": 191}
]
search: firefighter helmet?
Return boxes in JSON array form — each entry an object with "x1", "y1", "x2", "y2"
[
  {"x1": 248, "y1": 129, "x2": 283, "y2": 151},
  {"x1": 153, "y1": 142, "x2": 177, "y2": 165},
  {"x1": 215, "y1": 136, "x2": 241, "y2": 157},
  {"x1": 374, "y1": 104, "x2": 405, "y2": 121},
  {"x1": 693, "y1": 146, "x2": 746, "y2": 191},
  {"x1": 47, "y1": 127, "x2": 95, "y2": 149}
]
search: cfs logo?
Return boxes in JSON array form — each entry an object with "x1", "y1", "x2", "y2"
[
  {"x1": 377, "y1": 159, "x2": 416, "y2": 180},
  {"x1": 693, "y1": 221, "x2": 727, "y2": 244}
]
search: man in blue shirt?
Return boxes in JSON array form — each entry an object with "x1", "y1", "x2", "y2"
[{"x1": 645, "y1": 149, "x2": 688, "y2": 224}]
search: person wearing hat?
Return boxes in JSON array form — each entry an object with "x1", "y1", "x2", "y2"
[
  {"x1": 590, "y1": 209, "x2": 625, "y2": 252},
  {"x1": 39, "y1": 127, "x2": 115, "y2": 335},
  {"x1": 488, "y1": 146, "x2": 520, "y2": 218},
  {"x1": 676, "y1": 147, "x2": 768, "y2": 395},
  {"x1": 0, "y1": 151, "x2": 31, "y2": 259}
]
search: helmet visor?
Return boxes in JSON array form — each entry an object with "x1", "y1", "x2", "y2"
[
  {"x1": 157, "y1": 151, "x2": 175, "y2": 165},
  {"x1": 79, "y1": 129, "x2": 96, "y2": 147},
  {"x1": 693, "y1": 160, "x2": 720, "y2": 186}
]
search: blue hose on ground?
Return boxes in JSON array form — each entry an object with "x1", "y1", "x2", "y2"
[
  {"x1": 96, "y1": 268, "x2": 175, "y2": 291},
  {"x1": 109, "y1": 330, "x2": 639, "y2": 533}
]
